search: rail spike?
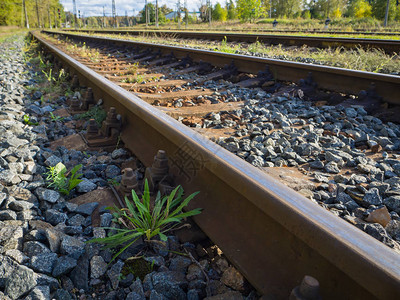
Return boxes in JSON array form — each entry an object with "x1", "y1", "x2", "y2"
[
  {"x1": 290, "y1": 275, "x2": 321, "y2": 300},
  {"x1": 83, "y1": 107, "x2": 122, "y2": 150},
  {"x1": 82, "y1": 87, "x2": 95, "y2": 110},
  {"x1": 118, "y1": 168, "x2": 140, "y2": 198},
  {"x1": 144, "y1": 150, "x2": 175, "y2": 194},
  {"x1": 71, "y1": 74, "x2": 80, "y2": 90}
]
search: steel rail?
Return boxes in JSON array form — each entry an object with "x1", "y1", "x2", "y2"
[
  {"x1": 44, "y1": 30, "x2": 400, "y2": 106},
  {"x1": 63, "y1": 28, "x2": 400, "y2": 53},
  {"x1": 64, "y1": 27, "x2": 400, "y2": 36},
  {"x1": 32, "y1": 31, "x2": 400, "y2": 299}
]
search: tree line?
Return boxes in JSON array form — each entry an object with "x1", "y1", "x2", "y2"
[{"x1": 1, "y1": 0, "x2": 399, "y2": 27}]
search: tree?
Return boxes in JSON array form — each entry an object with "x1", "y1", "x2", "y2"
[
  {"x1": 347, "y1": 0, "x2": 372, "y2": 18},
  {"x1": 0, "y1": 0, "x2": 64, "y2": 27},
  {"x1": 139, "y1": 3, "x2": 155, "y2": 23},
  {"x1": 272, "y1": 0, "x2": 302, "y2": 18},
  {"x1": 160, "y1": 4, "x2": 173, "y2": 16},
  {"x1": 199, "y1": 5, "x2": 209, "y2": 22},
  {"x1": 236, "y1": 0, "x2": 266, "y2": 22},
  {"x1": 370, "y1": 0, "x2": 397, "y2": 20},
  {"x1": 226, "y1": 0, "x2": 237, "y2": 19},
  {"x1": 212, "y1": 3, "x2": 227, "y2": 21}
]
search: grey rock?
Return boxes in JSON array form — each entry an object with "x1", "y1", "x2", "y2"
[
  {"x1": 35, "y1": 187, "x2": 60, "y2": 203},
  {"x1": 149, "y1": 290, "x2": 165, "y2": 300},
  {"x1": 90, "y1": 255, "x2": 108, "y2": 279},
  {"x1": 0, "y1": 170, "x2": 21, "y2": 185},
  {"x1": 45, "y1": 209, "x2": 67, "y2": 225},
  {"x1": 5, "y1": 264, "x2": 37, "y2": 300},
  {"x1": 75, "y1": 202, "x2": 98, "y2": 216},
  {"x1": 25, "y1": 285, "x2": 50, "y2": 300},
  {"x1": 100, "y1": 213, "x2": 113, "y2": 227},
  {"x1": 130, "y1": 278, "x2": 145, "y2": 298},
  {"x1": 362, "y1": 188, "x2": 383, "y2": 207},
  {"x1": 45, "y1": 228, "x2": 63, "y2": 253},
  {"x1": 105, "y1": 165, "x2": 121, "y2": 178},
  {"x1": 383, "y1": 196, "x2": 400, "y2": 213},
  {"x1": 35, "y1": 273, "x2": 59, "y2": 291},
  {"x1": 0, "y1": 210, "x2": 17, "y2": 220},
  {"x1": 169, "y1": 256, "x2": 191, "y2": 273},
  {"x1": 126, "y1": 292, "x2": 146, "y2": 300},
  {"x1": 152, "y1": 271, "x2": 187, "y2": 300},
  {"x1": 52, "y1": 256, "x2": 77, "y2": 277},
  {"x1": 111, "y1": 148, "x2": 128, "y2": 159},
  {"x1": 187, "y1": 289, "x2": 199, "y2": 300},
  {"x1": 324, "y1": 161, "x2": 340, "y2": 174},
  {"x1": 23, "y1": 241, "x2": 51, "y2": 257},
  {"x1": 60, "y1": 236, "x2": 85, "y2": 259},
  {"x1": 44, "y1": 155, "x2": 62, "y2": 167},
  {"x1": 67, "y1": 214, "x2": 85, "y2": 226},
  {"x1": 8, "y1": 200, "x2": 34, "y2": 211},
  {"x1": 0, "y1": 255, "x2": 19, "y2": 289},
  {"x1": 107, "y1": 260, "x2": 124, "y2": 289},
  {"x1": 69, "y1": 254, "x2": 89, "y2": 291},
  {"x1": 31, "y1": 252, "x2": 58, "y2": 274},
  {"x1": 4, "y1": 249, "x2": 28, "y2": 264},
  {"x1": 53, "y1": 289, "x2": 72, "y2": 300},
  {"x1": 386, "y1": 220, "x2": 400, "y2": 238},
  {"x1": 76, "y1": 179, "x2": 97, "y2": 193},
  {"x1": 0, "y1": 225, "x2": 23, "y2": 252}
]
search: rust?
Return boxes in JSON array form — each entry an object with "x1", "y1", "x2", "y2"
[
  {"x1": 34, "y1": 30, "x2": 400, "y2": 300},
  {"x1": 144, "y1": 150, "x2": 174, "y2": 194}
]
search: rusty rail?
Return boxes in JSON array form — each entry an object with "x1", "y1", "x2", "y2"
[
  {"x1": 32, "y1": 31, "x2": 400, "y2": 299},
  {"x1": 63, "y1": 28, "x2": 400, "y2": 53},
  {"x1": 43, "y1": 30, "x2": 400, "y2": 106},
  {"x1": 63, "y1": 27, "x2": 400, "y2": 36}
]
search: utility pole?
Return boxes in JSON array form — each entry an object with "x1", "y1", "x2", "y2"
[
  {"x1": 23, "y1": 0, "x2": 29, "y2": 28},
  {"x1": 125, "y1": 10, "x2": 129, "y2": 27},
  {"x1": 112, "y1": 0, "x2": 116, "y2": 27},
  {"x1": 384, "y1": 0, "x2": 390, "y2": 27},
  {"x1": 269, "y1": 0, "x2": 272, "y2": 18},
  {"x1": 54, "y1": 7, "x2": 57, "y2": 28},
  {"x1": 73, "y1": 0, "x2": 78, "y2": 29},
  {"x1": 185, "y1": 0, "x2": 188, "y2": 28},
  {"x1": 48, "y1": 7, "x2": 52, "y2": 29},
  {"x1": 145, "y1": 0, "x2": 149, "y2": 27},
  {"x1": 177, "y1": 0, "x2": 181, "y2": 29},
  {"x1": 208, "y1": 0, "x2": 212, "y2": 27},
  {"x1": 155, "y1": 0, "x2": 159, "y2": 28},
  {"x1": 35, "y1": 0, "x2": 40, "y2": 28},
  {"x1": 103, "y1": 6, "x2": 106, "y2": 28}
]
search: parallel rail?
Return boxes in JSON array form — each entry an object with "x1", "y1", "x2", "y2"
[
  {"x1": 64, "y1": 28, "x2": 400, "y2": 53},
  {"x1": 64, "y1": 27, "x2": 400, "y2": 36},
  {"x1": 45, "y1": 30, "x2": 400, "y2": 106},
  {"x1": 33, "y1": 31, "x2": 400, "y2": 299}
]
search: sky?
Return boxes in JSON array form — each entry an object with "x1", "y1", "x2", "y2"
[{"x1": 60, "y1": 0, "x2": 220, "y2": 17}]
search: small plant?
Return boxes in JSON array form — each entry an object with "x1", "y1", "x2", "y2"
[
  {"x1": 122, "y1": 74, "x2": 145, "y2": 84},
  {"x1": 42, "y1": 69, "x2": 55, "y2": 85},
  {"x1": 46, "y1": 162, "x2": 83, "y2": 195},
  {"x1": 88, "y1": 180, "x2": 202, "y2": 263},
  {"x1": 125, "y1": 63, "x2": 139, "y2": 75},
  {"x1": 76, "y1": 105, "x2": 107, "y2": 125},
  {"x1": 23, "y1": 114, "x2": 38, "y2": 126},
  {"x1": 49, "y1": 112, "x2": 64, "y2": 122},
  {"x1": 107, "y1": 178, "x2": 120, "y2": 187},
  {"x1": 218, "y1": 36, "x2": 237, "y2": 54}
]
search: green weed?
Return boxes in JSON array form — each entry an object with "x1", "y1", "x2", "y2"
[
  {"x1": 46, "y1": 162, "x2": 83, "y2": 195},
  {"x1": 87, "y1": 180, "x2": 202, "y2": 263}
]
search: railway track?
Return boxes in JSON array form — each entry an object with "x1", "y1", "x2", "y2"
[
  {"x1": 32, "y1": 30, "x2": 400, "y2": 299},
  {"x1": 65, "y1": 27, "x2": 400, "y2": 36},
  {"x1": 65, "y1": 29, "x2": 400, "y2": 54}
]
